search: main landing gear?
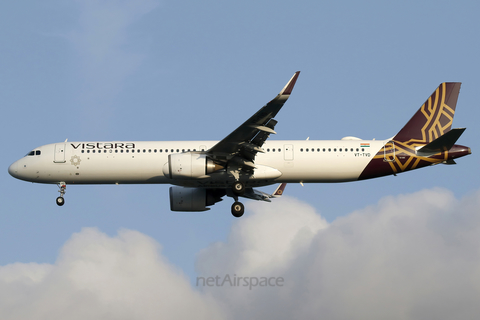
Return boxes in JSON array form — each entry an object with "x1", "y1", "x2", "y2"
[
  {"x1": 56, "y1": 182, "x2": 66, "y2": 206},
  {"x1": 232, "y1": 181, "x2": 245, "y2": 195},
  {"x1": 231, "y1": 201, "x2": 245, "y2": 218},
  {"x1": 231, "y1": 181, "x2": 245, "y2": 218}
]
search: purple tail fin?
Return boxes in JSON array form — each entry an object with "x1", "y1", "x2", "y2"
[{"x1": 393, "y1": 82, "x2": 461, "y2": 144}]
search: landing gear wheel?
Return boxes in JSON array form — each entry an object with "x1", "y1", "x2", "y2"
[
  {"x1": 56, "y1": 182, "x2": 66, "y2": 207},
  {"x1": 231, "y1": 201, "x2": 245, "y2": 218},
  {"x1": 56, "y1": 196, "x2": 65, "y2": 206},
  {"x1": 232, "y1": 181, "x2": 245, "y2": 195}
]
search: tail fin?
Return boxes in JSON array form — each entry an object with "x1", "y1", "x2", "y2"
[{"x1": 393, "y1": 82, "x2": 461, "y2": 144}]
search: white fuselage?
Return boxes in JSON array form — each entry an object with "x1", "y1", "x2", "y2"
[{"x1": 9, "y1": 139, "x2": 387, "y2": 187}]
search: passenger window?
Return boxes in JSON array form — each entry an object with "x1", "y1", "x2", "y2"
[
  {"x1": 267, "y1": 149, "x2": 270, "y2": 152},
  {"x1": 328, "y1": 148, "x2": 331, "y2": 152},
  {"x1": 81, "y1": 150, "x2": 85, "y2": 153},
  {"x1": 148, "y1": 149, "x2": 151, "y2": 153},
  {"x1": 121, "y1": 150, "x2": 124, "y2": 153},
  {"x1": 300, "y1": 148, "x2": 303, "y2": 152},
  {"x1": 339, "y1": 148, "x2": 342, "y2": 152}
]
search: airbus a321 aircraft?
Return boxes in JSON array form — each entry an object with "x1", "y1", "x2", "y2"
[{"x1": 8, "y1": 72, "x2": 471, "y2": 217}]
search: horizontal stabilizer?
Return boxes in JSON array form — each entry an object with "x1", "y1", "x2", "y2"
[{"x1": 416, "y1": 128, "x2": 466, "y2": 157}]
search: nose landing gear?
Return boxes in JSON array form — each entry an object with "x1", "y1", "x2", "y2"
[{"x1": 56, "y1": 182, "x2": 66, "y2": 206}]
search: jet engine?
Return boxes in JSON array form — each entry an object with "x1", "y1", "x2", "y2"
[
  {"x1": 169, "y1": 187, "x2": 225, "y2": 212},
  {"x1": 163, "y1": 153, "x2": 223, "y2": 179}
]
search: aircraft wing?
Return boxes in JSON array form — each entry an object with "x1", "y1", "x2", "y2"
[
  {"x1": 241, "y1": 183, "x2": 287, "y2": 202},
  {"x1": 207, "y1": 72, "x2": 300, "y2": 171}
]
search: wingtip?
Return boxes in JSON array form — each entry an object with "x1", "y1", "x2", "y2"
[
  {"x1": 280, "y1": 71, "x2": 300, "y2": 96},
  {"x1": 272, "y1": 183, "x2": 287, "y2": 197}
]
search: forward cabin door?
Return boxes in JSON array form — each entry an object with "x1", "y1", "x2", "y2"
[{"x1": 54, "y1": 144, "x2": 66, "y2": 163}]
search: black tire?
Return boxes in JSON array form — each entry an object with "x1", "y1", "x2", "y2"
[
  {"x1": 232, "y1": 181, "x2": 245, "y2": 195},
  {"x1": 231, "y1": 202, "x2": 245, "y2": 218},
  {"x1": 56, "y1": 196, "x2": 65, "y2": 206}
]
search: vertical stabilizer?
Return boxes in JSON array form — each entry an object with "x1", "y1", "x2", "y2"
[
  {"x1": 393, "y1": 82, "x2": 461, "y2": 143},
  {"x1": 359, "y1": 82, "x2": 465, "y2": 181}
]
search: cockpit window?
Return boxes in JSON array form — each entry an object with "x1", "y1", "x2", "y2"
[{"x1": 26, "y1": 150, "x2": 41, "y2": 156}]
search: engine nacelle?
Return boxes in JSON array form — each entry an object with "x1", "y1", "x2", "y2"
[
  {"x1": 163, "y1": 153, "x2": 223, "y2": 179},
  {"x1": 169, "y1": 187, "x2": 225, "y2": 212}
]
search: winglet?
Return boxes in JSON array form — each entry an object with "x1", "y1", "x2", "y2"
[
  {"x1": 271, "y1": 183, "x2": 287, "y2": 198},
  {"x1": 279, "y1": 71, "x2": 300, "y2": 96}
]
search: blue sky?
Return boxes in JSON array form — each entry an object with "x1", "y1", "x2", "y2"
[{"x1": 1, "y1": 1, "x2": 479, "y2": 319}]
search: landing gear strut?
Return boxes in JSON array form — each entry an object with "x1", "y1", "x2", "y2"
[
  {"x1": 231, "y1": 201, "x2": 244, "y2": 218},
  {"x1": 56, "y1": 182, "x2": 66, "y2": 206}
]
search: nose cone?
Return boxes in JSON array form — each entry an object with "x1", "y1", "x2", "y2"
[{"x1": 8, "y1": 161, "x2": 18, "y2": 178}]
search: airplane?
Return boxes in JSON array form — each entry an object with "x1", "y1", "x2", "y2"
[{"x1": 8, "y1": 72, "x2": 471, "y2": 217}]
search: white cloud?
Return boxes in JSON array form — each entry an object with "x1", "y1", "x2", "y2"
[
  {"x1": 197, "y1": 189, "x2": 480, "y2": 320},
  {"x1": 196, "y1": 197, "x2": 328, "y2": 276},
  {"x1": 2, "y1": 188, "x2": 480, "y2": 320},
  {"x1": 0, "y1": 228, "x2": 224, "y2": 320}
]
